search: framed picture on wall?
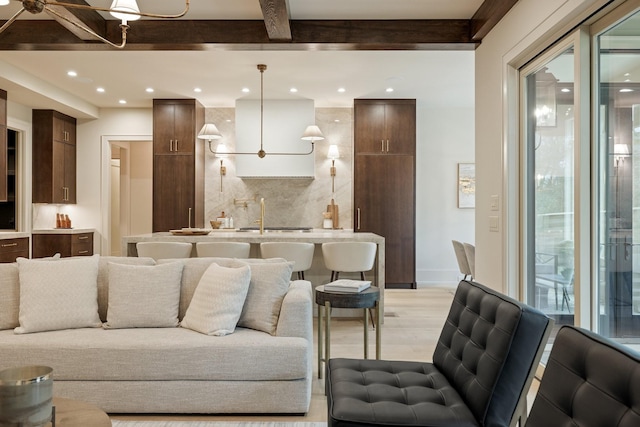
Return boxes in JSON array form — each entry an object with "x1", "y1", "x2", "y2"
[{"x1": 458, "y1": 163, "x2": 475, "y2": 209}]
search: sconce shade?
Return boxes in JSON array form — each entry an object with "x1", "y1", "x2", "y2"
[
  {"x1": 327, "y1": 145, "x2": 340, "y2": 160},
  {"x1": 614, "y1": 143, "x2": 629, "y2": 155},
  {"x1": 215, "y1": 143, "x2": 230, "y2": 159},
  {"x1": 301, "y1": 125, "x2": 325, "y2": 142},
  {"x1": 0, "y1": 0, "x2": 10, "y2": 6},
  {"x1": 110, "y1": 0, "x2": 141, "y2": 21},
  {"x1": 198, "y1": 123, "x2": 223, "y2": 140}
]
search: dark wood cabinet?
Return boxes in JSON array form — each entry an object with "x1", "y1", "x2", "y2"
[
  {"x1": 152, "y1": 99, "x2": 204, "y2": 232},
  {"x1": 0, "y1": 89, "x2": 7, "y2": 203},
  {"x1": 354, "y1": 99, "x2": 416, "y2": 155},
  {"x1": 354, "y1": 99, "x2": 416, "y2": 288},
  {"x1": 32, "y1": 232, "x2": 93, "y2": 258},
  {"x1": 32, "y1": 110, "x2": 77, "y2": 204},
  {"x1": 0, "y1": 237, "x2": 29, "y2": 262}
]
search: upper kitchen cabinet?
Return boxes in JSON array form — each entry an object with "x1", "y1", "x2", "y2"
[
  {"x1": 354, "y1": 99, "x2": 416, "y2": 155},
  {"x1": 152, "y1": 99, "x2": 204, "y2": 232},
  {"x1": 0, "y1": 89, "x2": 6, "y2": 202},
  {"x1": 32, "y1": 110, "x2": 77, "y2": 204}
]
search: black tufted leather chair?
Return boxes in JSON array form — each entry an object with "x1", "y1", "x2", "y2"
[
  {"x1": 526, "y1": 325, "x2": 640, "y2": 427},
  {"x1": 326, "y1": 280, "x2": 553, "y2": 427}
]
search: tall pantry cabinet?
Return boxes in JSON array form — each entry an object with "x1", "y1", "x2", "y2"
[
  {"x1": 0, "y1": 90, "x2": 6, "y2": 202},
  {"x1": 354, "y1": 99, "x2": 416, "y2": 288},
  {"x1": 152, "y1": 99, "x2": 205, "y2": 232}
]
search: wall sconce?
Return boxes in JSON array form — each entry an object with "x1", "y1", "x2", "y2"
[
  {"x1": 327, "y1": 145, "x2": 340, "y2": 229},
  {"x1": 216, "y1": 143, "x2": 229, "y2": 193},
  {"x1": 614, "y1": 143, "x2": 629, "y2": 168}
]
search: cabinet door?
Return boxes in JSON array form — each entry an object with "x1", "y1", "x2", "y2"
[
  {"x1": 153, "y1": 103, "x2": 176, "y2": 154},
  {"x1": 0, "y1": 90, "x2": 6, "y2": 202},
  {"x1": 64, "y1": 142, "x2": 76, "y2": 203},
  {"x1": 153, "y1": 155, "x2": 195, "y2": 232},
  {"x1": 173, "y1": 102, "x2": 195, "y2": 154},
  {"x1": 385, "y1": 102, "x2": 416, "y2": 155},
  {"x1": 52, "y1": 140, "x2": 66, "y2": 203},
  {"x1": 354, "y1": 155, "x2": 415, "y2": 287},
  {"x1": 354, "y1": 102, "x2": 386, "y2": 154}
]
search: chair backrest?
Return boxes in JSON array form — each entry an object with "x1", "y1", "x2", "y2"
[
  {"x1": 452, "y1": 240, "x2": 471, "y2": 277},
  {"x1": 195, "y1": 242, "x2": 251, "y2": 258},
  {"x1": 463, "y1": 242, "x2": 475, "y2": 278},
  {"x1": 526, "y1": 325, "x2": 640, "y2": 427},
  {"x1": 321, "y1": 242, "x2": 376, "y2": 273},
  {"x1": 136, "y1": 242, "x2": 192, "y2": 260},
  {"x1": 433, "y1": 280, "x2": 552, "y2": 427},
  {"x1": 260, "y1": 242, "x2": 314, "y2": 272}
]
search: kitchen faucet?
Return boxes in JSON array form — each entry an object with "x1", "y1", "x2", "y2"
[{"x1": 255, "y1": 198, "x2": 265, "y2": 234}]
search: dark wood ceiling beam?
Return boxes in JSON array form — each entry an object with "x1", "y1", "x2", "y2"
[
  {"x1": 259, "y1": 0, "x2": 291, "y2": 41},
  {"x1": 45, "y1": 0, "x2": 107, "y2": 41},
  {"x1": 470, "y1": 0, "x2": 520, "y2": 41},
  {"x1": 0, "y1": 19, "x2": 477, "y2": 50}
]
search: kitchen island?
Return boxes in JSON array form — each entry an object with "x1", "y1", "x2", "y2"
[{"x1": 122, "y1": 229, "x2": 386, "y2": 316}]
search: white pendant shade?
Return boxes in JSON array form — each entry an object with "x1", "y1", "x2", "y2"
[
  {"x1": 110, "y1": 0, "x2": 141, "y2": 22},
  {"x1": 301, "y1": 125, "x2": 324, "y2": 142},
  {"x1": 0, "y1": 0, "x2": 10, "y2": 6},
  {"x1": 215, "y1": 143, "x2": 230, "y2": 159},
  {"x1": 198, "y1": 123, "x2": 223, "y2": 140}
]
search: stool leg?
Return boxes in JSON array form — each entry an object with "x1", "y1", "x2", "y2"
[
  {"x1": 317, "y1": 303, "x2": 323, "y2": 379},
  {"x1": 376, "y1": 301, "x2": 382, "y2": 359},
  {"x1": 325, "y1": 301, "x2": 331, "y2": 371},
  {"x1": 364, "y1": 307, "x2": 369, "y2": 359}
]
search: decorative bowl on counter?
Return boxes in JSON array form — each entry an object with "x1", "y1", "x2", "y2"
[{"x1": 210, "y1": 220, "x2": 222, "y2": 229}]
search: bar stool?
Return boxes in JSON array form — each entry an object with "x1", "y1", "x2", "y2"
[
  {"x1": 136, "y1": 242, "x2": 192, "y2": 260},
  {"x1": 321, "y1": 242, "x2": 377, "y2": 282},
  {"x1": 195, "y1": 242, "x2": 251, "y2": 258},
  {"x1": 260, "y1": 242, "x2": 315, "y2": 280}
]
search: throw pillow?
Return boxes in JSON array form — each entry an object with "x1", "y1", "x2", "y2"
[
  {"x1": 0, "y1": 263, "x2": 19, "y2": 330},
  {"x1": 104, "y1": 261, "x2": 184, "y2": 329},
  {"x1": 181, "y1": 262, "x2": 251, "y2": 336},
  {"x1": 238, "y1": 261, "x2": 294, "y2": 335},
  {"x1": 15, "y1": 255, "x2": 102, "y2": 334}
]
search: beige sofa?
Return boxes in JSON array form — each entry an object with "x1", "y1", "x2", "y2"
[{"x1": 0, "y1": 255, "x2": 313, "y2": 414}]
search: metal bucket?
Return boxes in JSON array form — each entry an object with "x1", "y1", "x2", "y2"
[{"x1": 0, "y1": 366, "x2": 53, "y2": 427}]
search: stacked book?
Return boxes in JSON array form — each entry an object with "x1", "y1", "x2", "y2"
[{"x1": 324, "y1": 279, "x2": 371, "y2": 293}]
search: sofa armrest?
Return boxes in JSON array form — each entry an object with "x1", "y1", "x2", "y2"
[{"x1": 276, "y1": 280, "x2": 312, "y2": 341}]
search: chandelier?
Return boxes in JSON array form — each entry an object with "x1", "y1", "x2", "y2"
[
  {"x1": 198, "y1": 64, "x2": 324, "y2": 158},
  {"x1": 0, "y1": 0, "x2": 190, "y2": 49}
]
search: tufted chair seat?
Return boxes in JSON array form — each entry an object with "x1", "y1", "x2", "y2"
[
  {"x1": 527, "y1": 325, "x2": 640, "y2": 427},
  {"x1": 326, "y1": 280, "x2": 553, "y2": 427}
]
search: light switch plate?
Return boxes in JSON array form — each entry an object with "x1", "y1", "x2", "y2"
[
  {"x1": 490, "y1": 195, "x2": 499, "y2": 211},
  {"x1": 489, "y1": 216, "x2": 499, "y2": 232}
]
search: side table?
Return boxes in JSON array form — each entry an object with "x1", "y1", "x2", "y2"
[
  {"x1": 50, "y1": 397, "x2": 111, "y2": 427},
  {"x1": 316, "y1": 285, "x2": 381, "y2": 379}
]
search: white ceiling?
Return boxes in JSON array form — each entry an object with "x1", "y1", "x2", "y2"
[{"x1": 0, "y1": 1, "x2": 480, "y2": 118}]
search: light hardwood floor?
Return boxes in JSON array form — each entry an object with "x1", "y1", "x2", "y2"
[{"x1": 110, "y1": 285, "x2": 539, "y2": 422}]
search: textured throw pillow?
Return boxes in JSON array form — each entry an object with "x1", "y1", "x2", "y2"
[
  {"x1": 238, "y1": 261, "x2": 294, "y2": 335},
  {"x1": 15, "y1": 255, "x2": 102, "y2": 334},
  {"x1": 0, "y1": 263, "x2": 20, "y2": 330},
  {"x1": 104, "y1": 261, "x2": 184, "y2": 329},
  {"x1": 181, "y1": 262, "x2": 251, "y2": 336}
]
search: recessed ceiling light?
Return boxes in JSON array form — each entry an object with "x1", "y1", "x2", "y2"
[
  {"x1": 96, "y1": 87, "x2": 105, "y2": 93},
  {"x1": 620, "y1": 88, "x2": 634, "y2": 93},
  {"x1": 624, "y1": 73, "x2": 631, "y2": 76},
  {"x1": 193, "y1": 87, "x2": 202, "y2": 93},
  {"x1": 386, "y1": 87, "x2": 394, "y2": 93},
  {"x1": 119, "y1": 99, "x2": 127, "y2": 104},
  {"x1": 334, "y1": 119, "x2": 341, "y2": 123},
  {"x1": 338, "y1": 88, "x2": 346, "y2": 93},
  {"x1": 625, "y1": 79, "x2": 631, "y2": 82},
  {"x1": 242, "y1": 88, "x2": 250, "y2": 93},
  {"x1": 145, "y1": 87, "x2": 154, "y2": 93},
  {"x1": 67, "y1": 70, "x2": 77, "y2": 77},
  {"x1": 561, "y1": 88, "x2": 571, "y2": 93},
  {"x1": 290, "y1": 87, "x2": 298, "y2": 93}
]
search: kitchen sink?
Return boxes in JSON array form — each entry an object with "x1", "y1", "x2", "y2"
[{"x1": 236, "y1": 226, "x2": 313, "y2": 233}]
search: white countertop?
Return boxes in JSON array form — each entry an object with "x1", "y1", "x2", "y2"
[
  {"x1": 0, "y1": 232, "x2": 30, "y2": 239},
  {"x1": 31, "y1": 228, "x2": 95, "y2": 234}
]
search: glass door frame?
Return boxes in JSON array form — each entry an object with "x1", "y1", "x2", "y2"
[{"x1": 519, "y1": 28, "x2": 592, "y2": 330}]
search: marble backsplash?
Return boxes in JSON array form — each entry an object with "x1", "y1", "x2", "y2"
[{"x1": 204, "y1": 107, "x2": 353, "y2": 230}]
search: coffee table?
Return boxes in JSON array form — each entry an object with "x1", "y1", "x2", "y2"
[{"x1": 50, "y1": 397, "x2": 111, "y2": 427}]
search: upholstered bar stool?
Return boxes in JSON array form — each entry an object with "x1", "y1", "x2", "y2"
[
  {"x1": 321, "y1": 242, "x2": 377, "y2": 282},
  {"x1": 195, "y1": 242, "x2": 251, "y2": 258},
  {"x1": 136, "y1": 242, "x2": 192, "y2": 260},
  {"x1": 260, "y1": 242, "x2": 315, "y2": 280}
]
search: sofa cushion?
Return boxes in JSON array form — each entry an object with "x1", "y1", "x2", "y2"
[
  {"x1": 97, "y1": 256, "x2": 156, "y2": 322},
  {"x1": 15, "y1": 255, "x2": 102, "y2": 334},
  {"x1": 0, "y1": 327, "x2": 309, "y2": 382},
  {"x1": 0, "y1": 263, "x2": 19, "y2": 330},
  {"x1": 104, "y1": 261, "x2": 184, "y2": 329},
  {"x1": 238, "y1": 260, "x2": 294, "y2": 335},
  {"x1": 180, "y1": 262, "x2": 251, "y2": 336}
]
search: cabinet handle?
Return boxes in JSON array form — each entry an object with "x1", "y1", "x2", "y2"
[
  {"x1": 386, "y1": 140, "x2": 390, "y2": 152},
  {"x1": 381, "y1": 140, "x2": 384, "y2": 153},
  {"x1": 77, "y1": 250, "x2": 89, "y2": 254},
  {"x1": 78, "y1": 236, "x2": 89, "y2": 240},
  {"x1": 1, "y1": 243, "x2": 18, "y2": 248},
  {"x1": 357, "y1": 208, "x2": 361, "y2": 230},
  {"x1": 169, "y1": 140, "x2": 174, "y2": 151},
  {"x1": 175, "y1": 140, "x2": 178, "y2": 151}
]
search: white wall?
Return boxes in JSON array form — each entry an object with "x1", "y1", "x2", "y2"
[{"x1": 475, "y1": 0, "x2": 612, "y2": 293}]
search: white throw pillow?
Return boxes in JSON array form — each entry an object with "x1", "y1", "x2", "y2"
[
  {"x1": 238, "y1": 261, "x2": 294, "y2": 335},
  {"x1": 181, "y1": 262, "x2": 251, "y2": 336},
  {"x1": 104, "y1": 261, "x2": 183, "y2": 329},
  {"x1": 15, "y1": 255, "x2": 102, "y2": 334}
]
